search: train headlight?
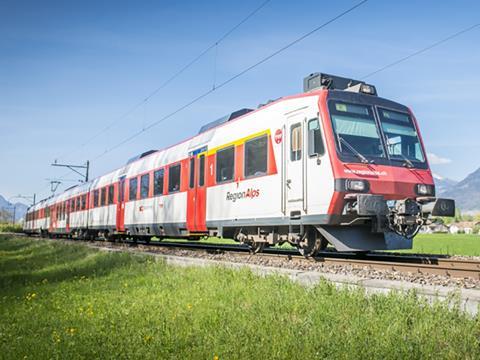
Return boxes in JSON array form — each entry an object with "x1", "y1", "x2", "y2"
[
  {"x1": 360, "y1": 84, "x2": 377, "y2": 96},
  {"x1": 346, "y1": 179, "x2": 369, "y2": 192},
  {"x1": 415, "y1": 183, "x2": 435, "y2": 196}
]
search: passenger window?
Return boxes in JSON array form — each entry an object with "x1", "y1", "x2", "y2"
[
  {"x1": 94, "y1": 190, "x2": 99, "y2": 207},
  {"x1": 245, "y1": 135, "x2": 268, "y2": 178},
  {"x1": 140, "y1": 174, "x2": 150, "y2": 199},
  {"x1": 308, "y1": 118, "x2": 325, "y2": 157},
  {"x1": 216, "y1": 146, "x2": 234, "y2": 183},
  {"x1": 290, "y1": 123, "x2": 302, "y2": 161},
  {"x1": 108, "y1": 185, "x2": 114, "y2": 205},
  {"x1": 81, "y1": 195, "x2": 86, "y2": 210},
  {"x1": 198, "y1": 155, "x2": 205, "y2": 187},
  {"x1": 154, "y1": 169, "x2": 164, "y2": 196},
  {"x1": 70, "y1": 199, "x2": 74, "y2": 212},
  {"x1": 76, "y1": 197, "x2": 80, "y2": 211},
  {"x1": 168, "y1": 164, "x2": 181, "y2": 193},
  {"x1": 189, "y1": 158, "x2": 195, "y2": 189},
  {"x1": 129, "y1": 178, "x2": 138, "y2": 201},
  {"x1": 101, "y1": 187, "x2": 106, "y2": 206}
]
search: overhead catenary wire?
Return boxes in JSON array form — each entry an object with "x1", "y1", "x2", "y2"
[
  {"x1": 56, "y1": 0, "x2": 272, "y2": 163},
  {"x1": 361, "y1": 22, "x2": 480, "y2": 80},
  {"x1": 92, "y1": 0, "x2": 369, "y2": 161}
]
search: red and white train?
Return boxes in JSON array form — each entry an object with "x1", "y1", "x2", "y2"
[{"x1": 24, "y1": 73, "x2": 455, "y2": 255}]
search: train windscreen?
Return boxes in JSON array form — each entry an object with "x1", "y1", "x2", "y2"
[
  {"x1": 377, "y1": 108, "x2": 425, "y2": 163},
  {"x1": 329, "y1": 102, "x2": 385, "y2": 160}
]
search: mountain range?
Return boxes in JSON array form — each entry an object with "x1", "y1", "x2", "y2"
[
  {"x1": 434, "y1": 168, "x2": 480, "y2": 214},
  {"x1": 0, "y1": 195, "x2": 29, "y2": 223}
]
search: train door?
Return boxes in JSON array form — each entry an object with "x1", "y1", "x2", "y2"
[
  {"x1": 66, "y1": 200, "x2": 70, "y2": 233},
  {"x1": 116, "y1": 177, "x2": 126, "y2": 232},
  {"x1": 186, "y1": 152, "x2": 207, "y2": 232},
  {"x1": 285, "y1": 113, "x2": 306, "y2": 215}
]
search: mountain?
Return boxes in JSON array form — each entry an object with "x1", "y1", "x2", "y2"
[
  {"x1": 432, "y1": 173, "x2": 458, "y2": 196},
  {"x1": 441, "y1": 168, "x2": 480, "y2": 213},
  {"x1": 0, "y1": 195, "x2": 29, "y2": 223}
]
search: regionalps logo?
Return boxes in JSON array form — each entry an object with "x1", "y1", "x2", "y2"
[{"x1": 226, "y1": 188, "x2": 260, "y2": 202}]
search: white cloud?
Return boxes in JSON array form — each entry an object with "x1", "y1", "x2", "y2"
[{"x1": 427, "y1": 153, "x2": 452, "y2": 165}]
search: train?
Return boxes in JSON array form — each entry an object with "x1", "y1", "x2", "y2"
[{"x1": 24, "y1": 72, "x2": 455, "y2": 256}]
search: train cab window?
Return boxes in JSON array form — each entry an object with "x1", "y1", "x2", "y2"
[
  {"x1": 108, "y1": 185, "x2": 114, "y2": 205},
  {"x1": 216, "y1": 146, "x2": 234, "y2": 183},
  {"x1": 94, "y1": 190, "x2": 99, "y2": 207},
  {"x1": 129, "y1": 178, "x2": 138, "y2": 201},
  {"x1": 198, "y1": 155, "x2": 205, "y2": 187},
  {"x1": 81, "y1": 195, "x2": 86, "y2": 210},
  {"x1": 245, "y1": 135, "x2": 268, "y2": 178},
  {"x1": 168, "y1": 164, "x2": 181, "y2": 193},
  {"x1": 154, "y1": 169, "x2": 164, "y2": 196},
  {"x1": 308, "y1": 118, "x2": 325, "y2": 157},
  {"x1": 189, "y1": 158, "x2": 195, "y2": 189},
  {"x1": 290, "y1": 123, "x2": 302, "y2": 161},
  {"x1": 101, "y1": 187, "x2": 107, "y2": 206},
  {"x1": 140, "y1": 174, "x2": 150, "y2": 199}
]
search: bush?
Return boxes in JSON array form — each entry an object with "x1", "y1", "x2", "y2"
[{"x1": 0, "y1": 223, "x2": 23, "y2": 233}]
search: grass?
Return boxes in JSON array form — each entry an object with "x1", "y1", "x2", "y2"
[
  {"x1": 1, "y1": 235, "x2": 480, "y2": 359},
  {"x1": 405, "y1": 234, "x2": 480, "y2": 256}
]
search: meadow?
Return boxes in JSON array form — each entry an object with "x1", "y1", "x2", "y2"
[{"x1": 1, "y1": 234, "x2": 480, "y2": 359}]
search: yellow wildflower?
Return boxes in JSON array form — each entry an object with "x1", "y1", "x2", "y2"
[
  {"x1": 187, "y1": 303, "x2": 192, "y2": 310},
  {"x1": 213, "y1": 355, "x2": 219, "y2": 360}
]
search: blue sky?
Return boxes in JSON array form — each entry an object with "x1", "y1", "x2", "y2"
[{"x1": 1, "y1": 0, "x2": 479, "y2": 202}]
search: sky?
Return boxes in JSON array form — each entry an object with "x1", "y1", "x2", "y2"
[{"x1": 1, "y1": 0, "x2": 479, "y2": 203}]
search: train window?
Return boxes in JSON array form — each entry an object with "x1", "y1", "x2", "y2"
[
  {"x1": 290, "y1": 123, "x2": 302, "y2": 161},
  {"x1": 140, "y1": 174, "x2": 150, "y2": 199},
  {"x1": 108, "y1": 185, "x2": 114, "y2": 205},
  {"x1": 129, "y1": 178, "x2": 138, "y2": 201},
  {"x1": 308, "y1": 118, "x2": 325, "y2": 157},
  {"x1": 101, "y1": 187, "x2": 107, "y2": 206},
  {"x1": 198, "y1": 155, "x2": 205, "y2": 187},
  {"x1": 70, "y1": 199, "x2": 74, "y2": 212},
  {"x1": 94, "y1": 190, "x2": 99, "y2": 207},
  {"x1": 245, "y1": 135, "x2": 268, "y2": 178},
  {"x1": 216, "y1": 146, "x2": 234, "y2": 183},
  {"x1": 189, "y1": 158, "x2": 195, "y2": 189},
  {"x1": 76, "y1": 197, "x2": 80, "y2": 211},
  {"x1": 154, "y1": 169, "x2": 164, "y2": 196},
  {"x1": 168, "y1": 164, "x2": 181, "y2": 193},
  {"x1": 81, "y1": 195, "x2": 86, "y2": 210}
]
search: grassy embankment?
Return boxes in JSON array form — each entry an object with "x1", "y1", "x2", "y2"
[{"x1": 0, "y1": 234, "x2": 479, "y2": 359}]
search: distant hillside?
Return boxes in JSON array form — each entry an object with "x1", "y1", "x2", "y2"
[
  {"x1": 441, "y1": 168, "x2": 480, "y2": 213},
  {"x1": 433, "y1": 174, "x2": 458, "y2": 196},
  {"x1": 0, "y1": 195, "x2": 29, "y2": 223}
]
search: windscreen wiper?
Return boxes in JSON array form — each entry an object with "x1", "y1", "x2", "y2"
[
  {"x1": 397, "y1": 153, "x2": 414, "y2": 168},
  {"x1": 337, "y1": 135, "x2": 372, "y2": 164}
]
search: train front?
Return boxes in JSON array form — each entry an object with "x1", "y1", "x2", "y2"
[{"x1": 311, "y1": 73, "x2": 455, "y2": 251}]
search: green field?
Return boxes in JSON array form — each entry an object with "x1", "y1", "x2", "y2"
[
  {"x1": 1, "y1": 235, "x2": 479, "y2": 359},
  {"x1": 406, "y1": 234, "x2": 480, "y2": 256}
]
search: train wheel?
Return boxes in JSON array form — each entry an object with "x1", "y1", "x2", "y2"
[
  {"x1": 297, "y1": 227, "x2": 327, "y2": 257},
  {"x1": 249, "y1": 242, "x2": 266, "y2": 254}
]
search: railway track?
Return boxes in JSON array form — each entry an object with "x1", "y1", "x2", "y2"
[
  {"x1": 8, "y1": 232, "x2": 480, "y2": 280},
  {"x1": 93, "y1": 238, "x2": 480, "y2": 280}
]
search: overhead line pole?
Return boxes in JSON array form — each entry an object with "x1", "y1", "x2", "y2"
[{"x1": 51, "y1": 160, "x2": 90, "y2": 182}]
